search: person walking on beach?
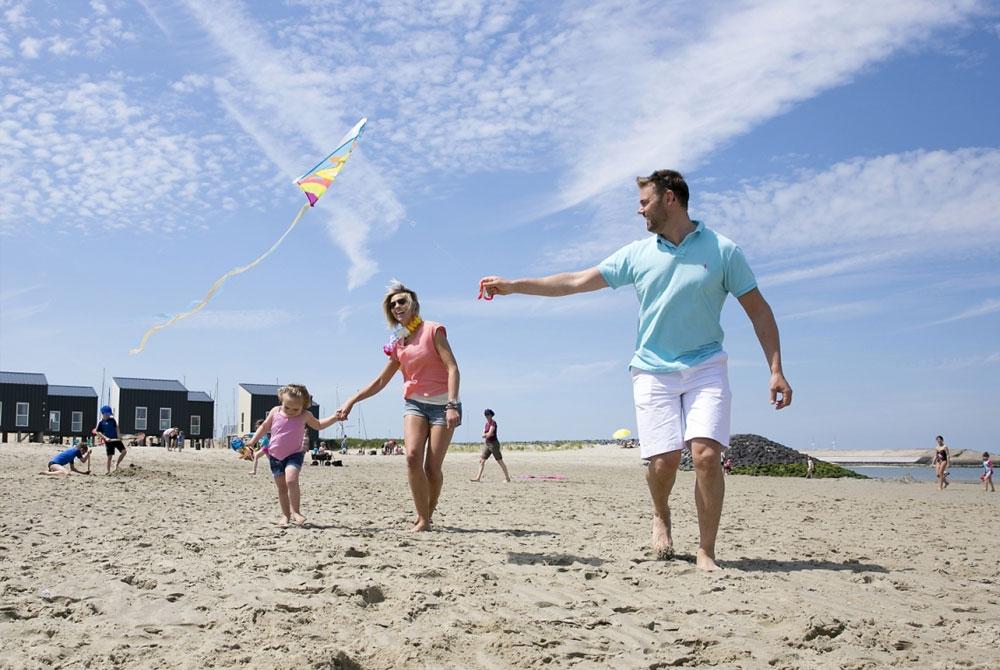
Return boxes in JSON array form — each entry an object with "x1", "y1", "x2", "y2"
[
  {"x1": 337, "y1": 281, "x2": 463, "y2": 532},
  {"x1": 471, "y1": 409, "x2": 511, "y2": 483},
  {"x1": 40, "y1": 444, "x2": 92, "y2": 476},
  {"x1": 934, "y1": 435, "x2": 951, "y2": 490},
  {"x1": 95, "y1": 405, "x2": 128, "y2": 475},
  {"x1": 244, "y1": 384, "x2": 343, "y2": 527},
  {"x1": 806, "y1": 457, "x2": 815, "y2": 479},
  {"x1": 982, "y1": 452, "x2": 995, "y2": 493},
  {"x1": 480, "y1": 169, "x2": 792, "y2": 571}
]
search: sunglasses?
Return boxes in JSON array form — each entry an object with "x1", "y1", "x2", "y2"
[{"x1": 389, "y1": 297, "x2": 410, "y2": 308}]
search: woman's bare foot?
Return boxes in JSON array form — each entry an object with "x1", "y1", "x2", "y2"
[
  {"x1": 470, "y1": 478, "x2": 481, "y2": 482},
  {"x1": 276, "y1": 516, "x2": 290, "y2": 528},
  {"x1": 696, "y1": 548, "x2": 722, "y2": 571},
  {"x1": 651, "y1": 515, "x2": 673, "y2": 559},
  {"x1": 411, "y1": 518, "x2": 431, "y2": 532},
  {"x1": 290, "y1": 513, "x2": 306, "y2": 526}
]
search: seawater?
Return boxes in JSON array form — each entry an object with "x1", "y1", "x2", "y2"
[{"x1": 844, "y1": 465, "x2": 986, "y2": 483}]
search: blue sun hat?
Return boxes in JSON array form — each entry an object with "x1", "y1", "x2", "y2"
[{"x1": 100, "y1": 405, "x2": 113, "y2": 415}]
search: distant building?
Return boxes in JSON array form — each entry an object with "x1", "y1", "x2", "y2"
[
  {"x1": 186, "y1": 391, "x2": 215, "y2": 442},
  {"x1": 111, "y1": 377, "x2": 189, "y2": 437},
  {"x1": 0, "y1": 371, "x2": 48, "y2": 441},
  {"x1": 47, "y1": 385, "x2": 98, "y2": 441},
  {"x1": 237, "y1": 383, "x2": 320, "y2": 448}
]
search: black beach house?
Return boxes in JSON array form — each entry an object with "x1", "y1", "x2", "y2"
[{"x1": 0, "y1": 371, "x2": 48, "y2": 442}]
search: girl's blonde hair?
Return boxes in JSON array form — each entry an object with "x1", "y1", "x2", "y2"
[
  {"x1": 382, "y1": 279, "x2": 420, "y2": 327},
  {"x1": 277, "y1": 384, "x2": 312, "y2": 408}
]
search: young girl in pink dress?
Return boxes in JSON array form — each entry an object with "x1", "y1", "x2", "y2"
[{"x1": 246, "y1": 384, "x2": 342, "y2": 527}]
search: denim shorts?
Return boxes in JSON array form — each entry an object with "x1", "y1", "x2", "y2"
[
  {"x1": 404, "y1": 398, "x2": 462, "y2": 427},
  {"x1": 268, "y1": 451, "x2": 305, "y2": 477}
]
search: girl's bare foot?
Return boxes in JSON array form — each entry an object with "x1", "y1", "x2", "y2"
[
  {"x1": 696, "y1": 548, "x2": 722, "y2": 571},
  {"x1": 651, "y1": 516, "x2": 673, "y2": 559},
  {"x1": 290, "y1": 513, "x2": 306, "y2": 526}
]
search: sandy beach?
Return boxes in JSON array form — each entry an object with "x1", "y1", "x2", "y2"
[{"x1": 1, "y1": 443, "x2": 998, "y2": 669}]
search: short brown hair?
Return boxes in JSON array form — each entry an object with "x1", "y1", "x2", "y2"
[
  {"x1": 636, "y1": 169, "x2": 689, "y2": 209},
  {"x1": 278, "y1": 384, "x2": 312, "y2": 408},
  {"x1": 382, "y1": 280, "x2": 420, "y2": 327}
]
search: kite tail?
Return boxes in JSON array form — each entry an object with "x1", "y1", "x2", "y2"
[{"x1": 129, "y1": 203, "x2": 311, "y2": 355}]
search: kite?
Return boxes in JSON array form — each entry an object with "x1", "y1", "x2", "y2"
[{"x1": 130, "y1": 118, "x2": 367, "y2": 355}]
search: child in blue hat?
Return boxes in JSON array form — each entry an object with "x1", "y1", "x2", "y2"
[{"x1": 95, "y1": 405, "x2": 128, "y2": 474}]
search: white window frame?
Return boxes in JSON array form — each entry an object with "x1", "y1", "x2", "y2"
[
  {"x1": 71, "y1": 411, "x2": 83, "y2": 432},
  {"x1": 159, "y1": 407, "x2": 172, "y2": 431},
  {"x1": 49, "y1": 410, "x2": 61, "y2": 432},
  {"x1": 15, "y1": 402, "x2": 29, "y2": 427},
  {"x1": 190, "y1": 415, "x2": 201, "y2": 436},
  {"x1": 135, "y1": 406, "x2": 148, "y2": 431}
]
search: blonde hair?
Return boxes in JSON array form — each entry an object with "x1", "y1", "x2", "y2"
[
  {"x1": 277, "y1": 384, "x2": 312, "y2": 408},
  {"x1": 381, "y1": 279, "x2": 420, "y2": 327}
]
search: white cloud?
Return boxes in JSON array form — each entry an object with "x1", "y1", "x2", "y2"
[
  {"x1": 19, "y1": 36, "x2": 41, "y2": 58},
  {"x1": 781, "y1": 300, "x2": 881, "y2": 322},
  {"x1": 922, "y1": 298, "x2": 1000, "y2": 327},
  {"x1": 173, "y1": 309, "x2": 300, "y2": 331}
]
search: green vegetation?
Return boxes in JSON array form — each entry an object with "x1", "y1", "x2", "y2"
[{"x1": 730, "y1": 462, "x2": 867, "y2": 479}]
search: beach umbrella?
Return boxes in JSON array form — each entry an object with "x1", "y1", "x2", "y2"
[{"x1": 612, "y1": 428, "x2": 631, "y2": 440}]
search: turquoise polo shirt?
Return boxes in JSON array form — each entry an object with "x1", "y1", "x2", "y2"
[{"x1": 598, "y1": 221, "x2": 757, "y2": 373}]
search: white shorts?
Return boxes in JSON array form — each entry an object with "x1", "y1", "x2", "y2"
[{"x1": 631, "y1": 352, "x2": 731, "y2": 460}]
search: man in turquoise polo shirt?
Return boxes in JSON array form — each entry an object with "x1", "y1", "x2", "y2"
[{"x1": 480, "y1": 169, "x2": 792, "y2": 571}]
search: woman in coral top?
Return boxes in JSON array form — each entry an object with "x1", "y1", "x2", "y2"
[{"x1": 338, "y1": 281, "x2": 462, "y2": 531}]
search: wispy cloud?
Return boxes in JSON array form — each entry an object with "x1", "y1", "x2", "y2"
[
  {"x1": 922, "y1": 298, "x2": 1000, "y2": 327},
  {"x1": 781, "y1": 300, "x2": 881, "y2": 322},
  {"x1": 177, "y1": 0, "x2": 407, "y2": 289},
  {"x1": 172, "y1": 309, "x2": 300, "y2": 331},
  {"x1": 919, "y1": 351, "x2": 1000, "y2": 370}
]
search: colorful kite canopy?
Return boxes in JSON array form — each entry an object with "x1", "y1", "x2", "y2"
[{"x1": 295, "y1": 117, "x2": 367, "y2": 206}]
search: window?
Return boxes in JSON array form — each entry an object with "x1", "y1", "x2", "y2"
[
  {"x1": 190, "y1": 415, "x2": 201, "y2": 436},
  {"x1": 159, "y1": 407, "x2": 172, "y2": 430},
  {"x1": 135, "y1": 406, "x2": 148, "y2": 431},
  {"x1": 15, "y1": 402, "x2": 29, "y2": 427},
  {"x1": 71, "y1": 411, "x2": 83, "y2": 432},
  {"x1": 49, "y1": 410, "x2": 61, "y2": 432}
]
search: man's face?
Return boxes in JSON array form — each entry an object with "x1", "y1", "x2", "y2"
[{"x1": 637, "y1": 184, "x2": 669, "y2": 232}]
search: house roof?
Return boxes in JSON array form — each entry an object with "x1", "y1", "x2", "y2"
[
  {"x1": 238, "y1": 383, "x2": 281, "y2": 396},
  {"x1": 113, "y1": 377, "x2": 187, "y2": 392},
  {"x1": 187, "y1": 391, "x2": 214, "y2": 403},
  {"x1": 238, "y1": 383, "x2": 318, "y2": 406},
  {"x1": 0, "y1": 371, "x2": 48, "y2": 385},
  {"x1": 49, "y1": 385, "x2": 98, "y2": 398}
]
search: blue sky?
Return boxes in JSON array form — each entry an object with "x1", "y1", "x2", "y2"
[{"x1": 1, "y1": 0, "x2": 998, "y2": 451}]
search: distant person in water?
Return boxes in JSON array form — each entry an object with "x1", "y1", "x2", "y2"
[
  {"x1": 982, "y1": 452, "x2": 995, "y2": 493},
  {"x1": 40, "y1": 444, "x2": 91, "y2": 476},
  {"x1": 471, "y1": 409, "x2": 510, "y2": 483},
  {"x1": 933, "y1": 435, "x2": 950, "y2": 490},
  {"x1": 95, "y1": 405, "x2": 128, "y2": 475}
]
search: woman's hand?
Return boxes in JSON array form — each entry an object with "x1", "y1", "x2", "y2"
[{"x1": 446, "y1": 408, "x2": 460, "y2": 430}]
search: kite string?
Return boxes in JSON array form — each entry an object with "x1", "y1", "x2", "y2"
[{"x1": 129, "y1": 203, "x2": 311, "y2": 355}]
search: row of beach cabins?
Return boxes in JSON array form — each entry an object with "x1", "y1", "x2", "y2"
[{"x1": 0, "y1": 372, "x2": 320, "y2": 447}]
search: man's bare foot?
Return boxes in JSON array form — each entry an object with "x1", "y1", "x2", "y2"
[
  {"x1": 651, "y1": 515, "x2": 673, "y2": 559},
  {"x1": 470, "y1": 478, "x2": 481, "y2": 482},
  {"x1": 696, "y1": 548, "x2": 722, "y2": 571},
  {"x1": 290, "y1": 513, "x2": 306, "y2": 526}
]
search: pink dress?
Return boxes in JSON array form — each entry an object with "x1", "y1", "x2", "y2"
[{"x1": 267, "y1": 411, "x2": 308, "y2": 460}]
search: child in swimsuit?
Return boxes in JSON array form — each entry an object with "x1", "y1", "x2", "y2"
[
  {"x1": 245, "y1": 384, "x2": 343, "y2": 527},
  {"x1": 983, "y1": 452, "x2": 995, "y2": 492}
]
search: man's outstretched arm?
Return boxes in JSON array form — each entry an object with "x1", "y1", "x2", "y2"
[
  {"x1": 480, "y1": 268, "x2": 608, "y2": 298},
  {"x1": 737, "y1": 288, "x2": 792, "y2": 410}
]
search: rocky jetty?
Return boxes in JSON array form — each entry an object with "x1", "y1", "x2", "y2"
[{"x1": 678, "y1": 433, "x2": 865, "y2": 477}]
